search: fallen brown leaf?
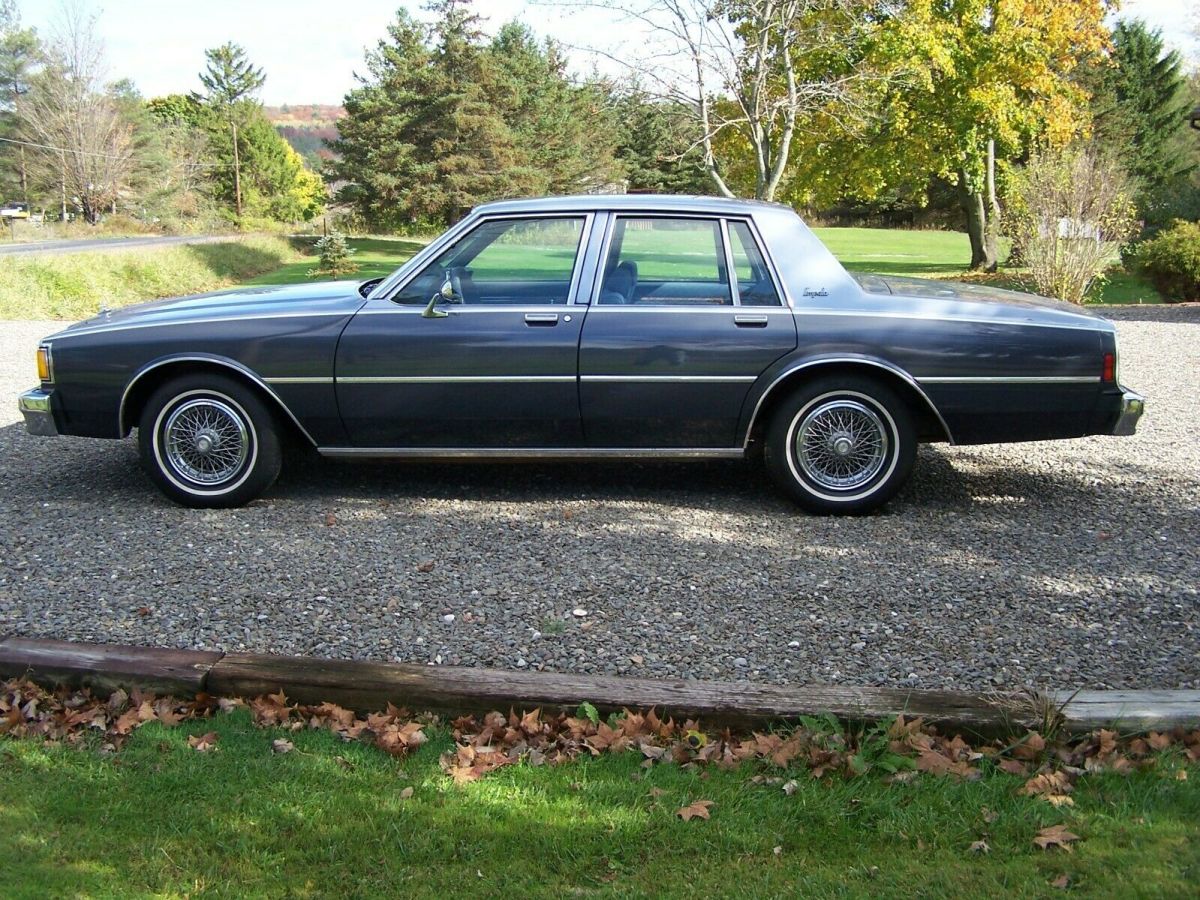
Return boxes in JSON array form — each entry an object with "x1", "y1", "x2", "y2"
[
  {"x1": 1034, "y1": 825, "x2": 1081, "y2": 852},
  {"x1": 1148, "y1": 732, "x2": 1172, "y2": 751},
  {"x1": 1050, "y1": 873, "x2": 1072, "y2": 890},
  {"x1": 188, "y1": 732, "x2": 219, "y2": 752},
  {"x1": 676, "y1": 800, "x2": 713, "y2": 821},
  {"x1": 271, "y1": 739, "x2": 294, "y2": 754},
  {"x1": 399, "y1": 786, "x2": 414, "y2": 800}
]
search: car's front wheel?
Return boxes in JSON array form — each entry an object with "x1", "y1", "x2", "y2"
[
  {"x1": 138, "y1": 374, "x2": 281, "y2": 508},
  {"x1": 764, "y1": 375, "x2": 916, "y2": 515}
]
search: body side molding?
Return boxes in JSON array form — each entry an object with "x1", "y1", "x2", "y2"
[{"x1": 118, "y1": 354, "x2": 320, "y2": 446}]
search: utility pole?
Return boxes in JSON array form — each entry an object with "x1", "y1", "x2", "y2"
[
  {"x1": 19, "y1": 145, "x2": 27, "y2": 206},
  {"x1": 59, "y1": 150, "x2": 67, "y2": 221},
  {"x1": 231, "y1": 119, "x2": 242, "y2": 218}
]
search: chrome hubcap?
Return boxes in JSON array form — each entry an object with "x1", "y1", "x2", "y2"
[
  {"x1": 795, "y1": 400, "x2": 888, "y2": 490},
  {"x1": 163, "y1": 399, "x2": 249, "y2": 485}
]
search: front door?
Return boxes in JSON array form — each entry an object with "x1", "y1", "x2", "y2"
[
  {"x1": 335, "y1": 215, "x2": 591, "y2": 448},
  {"x1": 578, "y1": 215, "x2": 798, "y2": 447}
]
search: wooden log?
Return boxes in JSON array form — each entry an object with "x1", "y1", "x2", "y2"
[
  {"x1": 0, "y1": 637, "x2": 222, "y2": 697},
  {"x1": 1051, "y1": 690, "x2": 1200, "y2": 735},
  {"x1": 209, "y1": 651, "x2": 1027, "y2": 735}
]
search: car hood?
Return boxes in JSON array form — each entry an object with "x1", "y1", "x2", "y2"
[
  {"x1": 47, "y1": 280, "x2": 369, "y2": 339},
  {"x1": 855, "y1": 274, "x2": 1112, "y2": 331}
]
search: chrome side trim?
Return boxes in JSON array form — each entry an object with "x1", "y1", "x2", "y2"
[
  {"x1": 118, "y1": 355, "x2": 319, "y2": 446},
  {"x1": 354, "y1": 305, "x2": 575, "y2": 316},
  {"x1": 743, "y1": 357, "x2": 955, "y2": 447},
  {"x1": 263, "y1": 376, "x2": 335, "y2": 385},
  {"x1": 917, "y1": 375, "x2": 1101, "y2": 385},
  {"x1": 318, "y1": 447, "x2": 745, "y2": 460},
  {"x1": 337, "y1": 375, "x2": 576, "y2": 384},
  {"x1": 584, "y1": 306, "x2": 792, "y2": 315},
  {"x1": 790, "y1": 307, "x2": 1112, "y2": 333},
  {"x1": 581, "y1": 375, "x2": 758, "y2": 384}
]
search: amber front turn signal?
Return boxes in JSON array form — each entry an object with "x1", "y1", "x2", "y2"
[{"x1": 36, "y1": 347, "x2": 51, "y2": 382}]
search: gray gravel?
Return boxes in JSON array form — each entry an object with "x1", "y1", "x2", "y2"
[{"x1": 1, "y1": 308, "x2": 1197, "y2": 692}]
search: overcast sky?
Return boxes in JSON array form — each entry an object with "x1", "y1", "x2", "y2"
[{"x1": 11, "y1": 0, "x2": 1198, "y2": 106}]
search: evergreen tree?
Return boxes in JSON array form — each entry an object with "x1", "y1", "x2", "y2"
[
  {"x1": 332, "y1": 1, "x2": 624, "y2": 229},
  {"x1": 0, "y1": 1, "x2": 40, "y2": 204},
  {"x1": 604, "y1": 86, "x2": 710, "y2": 194},
  {"x1": 489, "y1": 23, "x2": 620, "y2": 194},
  {"x1": 1083, "y1": 20, "x2": 1194, "y2": 218},
  {"x1": 194, "y1": 42, "x2": 265, "y2": 218}
]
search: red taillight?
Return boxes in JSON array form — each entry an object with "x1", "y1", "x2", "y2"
[{"x1": 1102, "y1": 352, "x2": 1115, "y2": 383}]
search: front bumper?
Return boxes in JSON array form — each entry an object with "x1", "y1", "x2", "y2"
[
  {"x1": 1110, "y1": 389, "x2": 1144, "y2": 437},
  {"x1": 18, "y1": 388, "x2": 59, "y2": 437}
]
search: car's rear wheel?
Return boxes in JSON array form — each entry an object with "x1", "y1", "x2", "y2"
[
  {"x1": 764, "y1": 375, "x2": 916, "y2": 515},
  {"x1": 138, "y1": 374, "x2": 281, "y2": 508}
]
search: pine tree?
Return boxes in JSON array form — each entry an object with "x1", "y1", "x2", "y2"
[
  {"x1": 194, "y1": 42, "x2": 265, "y2": 218},
  {"x1": 0, "y1": 1, "x2": 40, "y2": 205}
]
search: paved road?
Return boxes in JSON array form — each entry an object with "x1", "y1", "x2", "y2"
[
  {"x1": 0, "y1": 234, "x2": 237, "y2": 257},
  {"x1": 1, "y1": 308, "x2": 1197, "y2": 692}
]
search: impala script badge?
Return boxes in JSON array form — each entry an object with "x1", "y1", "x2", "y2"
[{"x1": 802, "y1": 287, "x2": 829, "y2": 297}]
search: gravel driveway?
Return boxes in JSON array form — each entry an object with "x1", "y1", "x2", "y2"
[{"x1": 1, "y1": 308, "x2": 1197, "y2": 692}]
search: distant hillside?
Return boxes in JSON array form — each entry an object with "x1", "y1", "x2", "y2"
[{"x1": 264, "y1": 105, "x2": 344, "y2": 167}]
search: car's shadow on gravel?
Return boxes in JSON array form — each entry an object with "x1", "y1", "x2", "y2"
[{"x1": 2, "y1": 423, "x2": 1192, "y2": 521}]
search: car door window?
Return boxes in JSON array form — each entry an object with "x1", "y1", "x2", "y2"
[
  {"x1": 728, "y1": 220, "x2": 783, "y2": 306},
  {"x1": 394, "y1": 216, "x2": 585, "y2": 306},
  {"x1": 598, "y1": 217, "x2": 732, "y2": 306}
]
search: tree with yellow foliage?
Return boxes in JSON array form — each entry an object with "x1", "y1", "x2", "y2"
[{"x1": 780, "y1": 0, "x2": 1112, "y2": 269}]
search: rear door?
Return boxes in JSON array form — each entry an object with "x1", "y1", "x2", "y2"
[
  {"x1": 578, "y1": 215, "x2": 797, "y2": 447},
  {"x1": 335, "y1": 215, "x2": 592, "y2": 448}
]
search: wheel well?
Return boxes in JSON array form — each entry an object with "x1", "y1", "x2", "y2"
[
  {"x1": 120, "y1": 361, "x2": 314, "y2": 447},
  {"x1": 746, "y1": 362, "x2": 951, "y2": 450}
]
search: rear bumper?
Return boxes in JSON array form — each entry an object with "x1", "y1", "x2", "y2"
[
  {"x1": 18, "y1": 388, "x2": 59, "y2": 437},
  {"x1": 1109, "y1": 389, "x2": 1144, "y2": 437}
]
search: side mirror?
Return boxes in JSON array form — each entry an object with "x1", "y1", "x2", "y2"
[{"x1": 422, "y1": 273, "x2": 460, "y2": 318}]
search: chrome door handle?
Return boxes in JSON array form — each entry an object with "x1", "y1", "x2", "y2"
[
  {"x1": 524, "y1": 313, "x2": 559, "y2": 326},
  {"x1": 734, "y1": 314, "x2": 769, "y2": 327}
]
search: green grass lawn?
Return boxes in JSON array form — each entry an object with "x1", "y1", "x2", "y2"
[
  {"x1": 3, "y1": 711, "x2": 1197, "y2": 898},
  {"x1": 245, "y1": 236, "x2": 430, "y2": 286},
  {"x1": 258, "y1": 229, "x2": 1162, "y2": 306}
]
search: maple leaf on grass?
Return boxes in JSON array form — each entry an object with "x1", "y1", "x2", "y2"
[
  {"x1": 1034, "y1": 825, "x2": 1081, "y2": 852},
  {"x1": 676, "y1": 800, "x2": 714, "y2": 821},
  {"x1": 188, "y1": 732, "x2": 219, "y2": 752},
  {"x1": 271, "y1": 739, "x2": 294, "y2": 754}
]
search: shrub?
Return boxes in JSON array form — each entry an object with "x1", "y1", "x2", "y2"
[
  {"x1": 1128, "y1": 220, "x2": 1200, "y2": 303},
  {"x1": 1005, "y1": 145, "x2": 1138, "y2": 304},
  {"x1": 307, "y1": 231, "x2": 358, "y2": 278}
]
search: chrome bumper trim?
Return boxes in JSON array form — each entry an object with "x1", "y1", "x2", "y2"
[
  {"x1": 1111, "y1": 390, "x2": 1144, "y2": 437},
  {"x1": 18, "y1": 388, "x2": 59, "y2": 437}
]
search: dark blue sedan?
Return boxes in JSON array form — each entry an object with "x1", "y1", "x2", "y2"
[{"x1": 19, "y1": 195, "x2": 1143, "y2": 513}]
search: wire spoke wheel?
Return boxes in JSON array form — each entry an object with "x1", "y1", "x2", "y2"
[
  {"x1": 162, "y1": 398, "x2": 249, "y2": 486},
  {"x1": 794, "y1": 399, "x2": 888, "y2": 491}
]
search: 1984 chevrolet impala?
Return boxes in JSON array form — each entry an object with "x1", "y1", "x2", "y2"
[{"x1": 18, "y1": 195, "x2": 1144, "y2": 513}]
